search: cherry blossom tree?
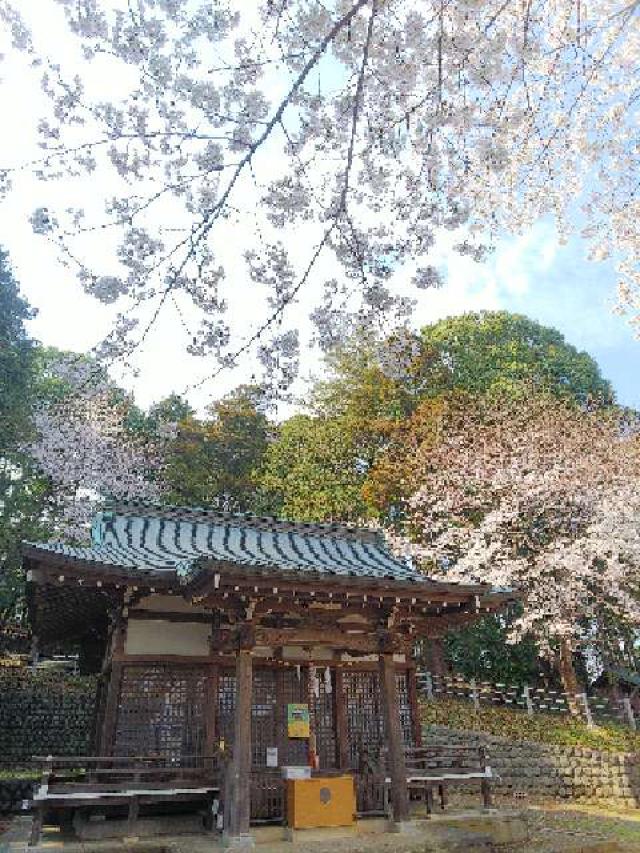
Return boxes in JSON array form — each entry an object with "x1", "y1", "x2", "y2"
[
  {"x1": 0, "y1": 0, "x2": 638, "y2": 390},
  {"x1": 384, "y1": 391, "x2": 640, "y2": 696},
  {"x1": 27, "y1": 352, "x2": 170, "y2": 541}
]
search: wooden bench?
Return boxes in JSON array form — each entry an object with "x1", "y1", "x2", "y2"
[
  {"x1": 29, "y1": 754, "x2": 222, "y2": 846},
  {"x1": 383, "y1": 745, "x2": 494, "y2": 818}
]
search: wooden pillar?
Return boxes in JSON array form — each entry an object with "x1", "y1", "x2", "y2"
[
  {"x1": 334, "y1": 667, "x2": 350, "y2": 769},
  {"x1": 379, "y1": 652, "x2": 409, "y2": 823},
  {"x1": 99, "y1": 662, "x2": 124, "y2": 755},
  {"x1": 425, "y1": 637, "x2": 447, "y2": 677},
  {"x1": 98, "y1": 617, "x2": 126, "y2": 755},
  {"x1": 223, "y1": 648, "x2": 254, "y2": 847}
]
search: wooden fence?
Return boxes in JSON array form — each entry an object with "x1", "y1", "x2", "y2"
[{"x1": 416, "y1": 670, "x2": 637, "y2": 731}]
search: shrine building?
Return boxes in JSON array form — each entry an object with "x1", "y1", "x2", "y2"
[{"x1": 24, "y1": 502, "x2": 512, "y2": 844}]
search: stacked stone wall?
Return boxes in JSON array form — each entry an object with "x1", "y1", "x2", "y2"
[
  {"x1": 425, "y1": 724, "x2": 640, "y2": 809},
  {"x1": 0, "y1": 669, "x2": 98, "y2": 768}
]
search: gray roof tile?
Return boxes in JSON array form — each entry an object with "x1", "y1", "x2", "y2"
[{"x1": 26, "y1": 503, "x2": 426, "y2": 584}]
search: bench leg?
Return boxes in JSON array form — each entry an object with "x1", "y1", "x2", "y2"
[
  {"x1": 28, "y1": 805, "x2": 44, "y2": 847},
  {"x1": 204, "y1": 794, "x2": 218, "y2": 831},
  {"x1": 127, "y1": 796, "x2": 140, "y2": 834},
  {"x1": 425, "y1": 786, "x2": 434, "y2": 818},
  {"x1": 439, "y1": 783, "x2": 447, "y2": 811},
  {"x1": 481, "y1": 779, "x2": 492, "y2": 810}
]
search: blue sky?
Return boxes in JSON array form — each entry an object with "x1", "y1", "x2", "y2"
[
  {"x1": 408, "y1": 218, "x2": 639, "y2": 413},
  {"x1": 494, "y1": 236, "x2": 639, "y2": 411}
]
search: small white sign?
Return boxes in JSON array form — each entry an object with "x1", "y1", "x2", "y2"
[
  {"x1": 282, "y1": 766, "x2": 311, "y2": 780},
  {"x1": 266, "y1": 747, "x2": 278, "y2": 768}
]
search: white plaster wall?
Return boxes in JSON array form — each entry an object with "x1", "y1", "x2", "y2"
[{"x1": 125, "y1": 619, "x2": 210, "y2": 655}]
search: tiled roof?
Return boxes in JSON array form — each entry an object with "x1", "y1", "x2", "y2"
[{"x1": 26, "y1": 502, "x2": 424, "y2": 584}]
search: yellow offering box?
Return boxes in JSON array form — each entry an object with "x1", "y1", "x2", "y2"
[{"x1": 286, "y1": 775, "x2": 356, "y2": 829}]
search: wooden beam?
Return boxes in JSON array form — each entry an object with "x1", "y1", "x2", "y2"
[
  {"x1": 126, "y1": 609, "x2": 213, "y2": 623},
  {"x1": 379, "y1": 652, "x2": 409, "y2": 823},
  {"x1": 24, "y1": 554, "x2": 175, "y2": 589},
  {"x1": 113, "y1": 653, "x2": 216, "y2": 665},
  {"x1": 189, "y1": 558, "x2": 493, "y2": 602},
  {"x1": 254, "y1": 626, "x2": 408, "y2": 653},
  {"x1": 223, "y1": 649, "x2": 253, "y2": 842}
]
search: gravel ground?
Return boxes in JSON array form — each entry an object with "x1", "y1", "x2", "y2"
[{"x1": 2, "y1": 804, "x2": 640, "y2": 852}]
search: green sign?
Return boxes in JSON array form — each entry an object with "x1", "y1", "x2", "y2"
[{"x1": 287, "y1": 703, "x2": 310, "y2": 738}]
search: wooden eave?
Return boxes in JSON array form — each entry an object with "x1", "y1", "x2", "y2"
[
  {"x1": 23, "y1": 545, "x2": 517, "y2": 646},
  {"x1": 186, "y1": 557, "x2": 509, "y2": 609},
  {"x1": 23, "y1": 550, "x2": 173, "y2": 644}
]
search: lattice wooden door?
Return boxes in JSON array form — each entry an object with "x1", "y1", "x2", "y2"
[
  {"x1": 342, "y1": 669, "x2": 414, "y2": 814},
  {"x1": 217, "y1": 665, "x2": 338, "y2": 821},
  {"x1": 113, "y1": 664, "x2": 206, "y2": 763}
]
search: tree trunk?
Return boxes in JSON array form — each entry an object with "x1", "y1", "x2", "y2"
[{"x1": 558, "y1": 638, "x2": 581, "y2": 715}]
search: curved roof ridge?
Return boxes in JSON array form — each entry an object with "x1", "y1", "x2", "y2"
[{"x1": 104, "y1": 499, "x2": 382, "y2": 543}]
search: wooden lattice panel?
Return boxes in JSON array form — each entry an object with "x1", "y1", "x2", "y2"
[
  {"x1": 396, "y1": 671, "x2": 415, "y2": 747},
  {"x1": 312, "y1": 669, "x2": 337, "y2": 770},
  {"x1": 342, "y1": 669, "x2": 415, "y2": 815},
  {"x1": 251, "y1": 669, "x2": 278, "y2": 767},
  {"x1": 113, "y1": 665, "x2": 206, "y2": 762},
  {"x1": 343, "y1": 670, "x2": 384, "y2": 768},
  {"x1": 217, "y1": 670, "x2": 236, "y2": 749}
]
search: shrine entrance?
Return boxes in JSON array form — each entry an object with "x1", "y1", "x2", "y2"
[{"x1": 109, "y1": 660, "x2": 417, "y2": 822}]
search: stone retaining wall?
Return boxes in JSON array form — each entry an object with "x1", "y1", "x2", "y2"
[
  {"x1": 425, "y1": 724, "x2": 640, "y2": 809},
  {"x1": 0, "y1": 669, "x2": 98, "y2": 767},
  {"x1": 0, "y1": 780, "x2": 35, "y2": 815}
]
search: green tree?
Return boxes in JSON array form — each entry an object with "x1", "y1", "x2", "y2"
[
  {"x1": 444, "y1": 608, "x2": 543, "y2": 686},
  {"x1": 316, "y1": 312, "x2": 613, "y2": 426},
  {"x1": 257, "y1": 415, "x2": 370, "y2": 522},
  {"x1": 0, "y1": 250, "x2": 53, "y2": 625},
  {"x1": 0, "y1": 249, "x2": 35, "y2": 451},
  {"x1": 420, "y1": 311, "x2": 614, "y2": 405},
  {"x1": 126, "y1": 393, "x2": 194, "y2": 437},
  {"x1": 164, "y1": 385, "x2": 270, "y2": 511}
]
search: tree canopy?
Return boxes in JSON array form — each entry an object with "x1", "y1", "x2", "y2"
[
  {"x1": 257, "y1": 414, "x2": 369, "y2": 522},
  {"x1": 0, "y1": 249, "x2": 35, "y2": 453},
  {"x1": 0, "y1": 250, "x2": 51, "y2": 624},
  {"x1": 419, "y1": 311, "x2": 614, "y2": 405},
  {"x1": 163, "y1": 385, "x2": 270, "y2": 512},
  {"x1": 1, "y1": 1, "x2": 638, "y2": 389}
]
